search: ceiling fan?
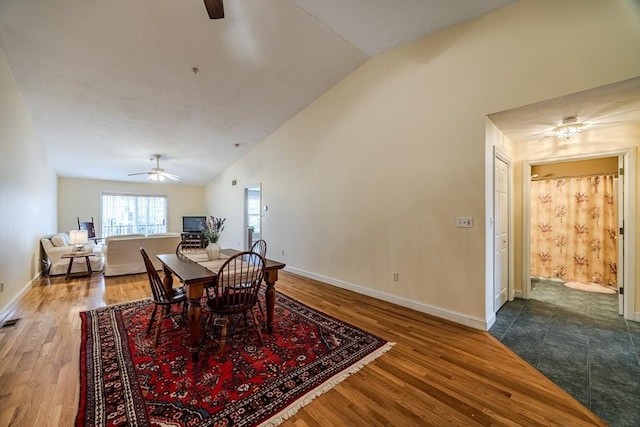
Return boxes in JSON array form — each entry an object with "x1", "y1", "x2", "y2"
[
  {"x1": 128, "y1": 154, "x2": 180, "y2": 181},
  {"x1": 203, "y1": 0, "x2": 224, "y2": 19}
]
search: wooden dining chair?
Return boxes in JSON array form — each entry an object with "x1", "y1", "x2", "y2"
[
  {"x1": 140, "y1": 247, "x2": 187, "y2": 347},
  {"x1": 176, "y1": 237, "x2": 203, "y2": 255},
  {"x1": 77, "y1": 217, "x2": 101, "y2": 244},
  {"x1": 204, "y1": 251, "x2": 265, "y2": 356},
  {"x1": 250, "y1": 239, "x2": 268, "y2": 319},
  {"x1": 250, "y1": 239, "x2": 267, "y2": 258}
]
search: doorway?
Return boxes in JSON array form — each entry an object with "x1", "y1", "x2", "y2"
[
  {"x1": 244, "y1": 184, "x2": 261, "y2": 250},
  {"x1": 523, "y1": 150, "x2": 635, "y2": 320}
]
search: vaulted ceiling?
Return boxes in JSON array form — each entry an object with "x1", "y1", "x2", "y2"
[{"x1": 1, "y1": 0, "x2": 517, "y2": 184}]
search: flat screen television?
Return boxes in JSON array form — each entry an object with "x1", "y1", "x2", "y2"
[{"x1": 182, "y1": 216, "x2": 206, "y2": 233}]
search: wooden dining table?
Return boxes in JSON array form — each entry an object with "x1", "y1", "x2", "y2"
[{"x1": 156, "y1": 249, "x2": 286, "y2": 361}]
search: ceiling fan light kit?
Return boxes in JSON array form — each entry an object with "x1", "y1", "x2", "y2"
[
  {"x1": 128, "y1": 154, "x2": 181, "y2": 182},
  {"x1": 148, "y1": 174, "x2": 166, "y2": 182}
]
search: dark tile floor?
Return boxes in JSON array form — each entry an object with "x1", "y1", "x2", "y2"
[{"x1": 490, "y1": 278, "x2": 640, "y2": 427}]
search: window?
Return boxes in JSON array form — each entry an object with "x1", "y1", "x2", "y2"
[{"x1": 101, "y1": 193, "x2": 167, "y2": 237}]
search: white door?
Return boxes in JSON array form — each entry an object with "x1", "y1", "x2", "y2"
[
  {"x1": 494, "y1": 157, "x2": 509, "y2": 311},
  {"x1": 617, "y1": 156, "x2": 624, "y2": 315}
]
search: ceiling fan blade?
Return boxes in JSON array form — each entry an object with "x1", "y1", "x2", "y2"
[
  {"x1": 128, "y1": 172, "x2": 152, "y2": 176},
  {"x1": 203, "y1": 0, "x2": 224, "y2": 19},
  {"x1": 161, "y1": 172, "x2": 181, "y2": 180}
]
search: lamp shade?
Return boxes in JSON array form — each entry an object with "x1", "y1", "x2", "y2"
[{"x1": 69, "y1": 229, "x2": 88, "y2": 245}]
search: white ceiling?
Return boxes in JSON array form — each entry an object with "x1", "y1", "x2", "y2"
[{"x1": 0, "y1": 0, "x2": 517, "y2": 184}]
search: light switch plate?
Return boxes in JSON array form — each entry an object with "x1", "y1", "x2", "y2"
[{"x1": 456, "y1": 217, "x2": 473, "y2": 228}]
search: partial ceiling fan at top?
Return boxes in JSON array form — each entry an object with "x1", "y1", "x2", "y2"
[
  {"x1": 204, "y1": 0, "x2": 224, "y2": 19},
  {"x1": 128, "y1": 155, "x2": 180, "y2": 182}
]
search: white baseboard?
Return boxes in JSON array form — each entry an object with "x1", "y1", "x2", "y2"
[
  {"x1": 634, "y1": 311, "x2": 640, "y2": 323},
  {"x1": 514, "y1": 290, "x2": 525, "y2": 299},
  {"x1": 485, "y1": 312, "x2": 496, "y2": 330},
  {"x1": 285, "y1": 267, "x2": 490, "y2": 331},
  {"x1": 0, "y1": 273, "x2": 41, "y2": 324}
]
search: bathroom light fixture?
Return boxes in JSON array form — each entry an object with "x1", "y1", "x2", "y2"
[{"x1": 554, "y1": 116, "x2": 582, "y2": 139}]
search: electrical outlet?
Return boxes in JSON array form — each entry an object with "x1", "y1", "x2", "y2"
[
  {"x1": 281, "y1": 249, "x2": 285, "y2": 256},
  {"x1": 456, "y1": 217, "x2": 473, "y2": 228},
  {"x1": 392, "y1": 272, "x2": 399, "y2": 281}
]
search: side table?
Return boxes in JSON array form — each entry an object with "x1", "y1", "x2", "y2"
[{"x1": 61, "y1": 251, "x2": 96, "y2": 280}]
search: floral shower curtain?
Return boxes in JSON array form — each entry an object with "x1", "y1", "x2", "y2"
[{"x1": 530, "y1": 175, "x2": 618, "y2": 286}]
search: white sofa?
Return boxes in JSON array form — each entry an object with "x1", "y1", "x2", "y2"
[
  {"x1": 41, "y1": 233, "x2": 104, "y2": 276},
  {"x1": 102, "y1": 233, "x2": 182, "y2": 276}
]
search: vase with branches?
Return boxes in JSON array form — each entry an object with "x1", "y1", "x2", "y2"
[{"x1": 201, "y1": 216, "x2": 225, "y2": 259}]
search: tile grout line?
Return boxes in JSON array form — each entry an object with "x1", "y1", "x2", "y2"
[
  {"x1": 532, "y1": 292, "x2": 559, "y2": 369},
  {"x1": 623, "y1": 319, "x2": 640, "y2": 367},
  {"x1": 498, "y1": 302, "x2": 526, "y2": 341}
]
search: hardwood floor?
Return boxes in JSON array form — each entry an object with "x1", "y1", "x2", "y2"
[{"x1": 0, "y1": 271, "x2": 607, "y2": 426}]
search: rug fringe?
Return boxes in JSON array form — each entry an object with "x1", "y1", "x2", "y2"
[{"x1": 258, "y1": 341, "x2": 396, "y2": 427}]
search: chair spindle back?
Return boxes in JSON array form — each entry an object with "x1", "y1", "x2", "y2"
[
  {"x1": 209, "y1": 251, "x2": 265, "y2": 315},
  {"x1": 140, "y1": 247, "x2": 172, "y2": 303}
]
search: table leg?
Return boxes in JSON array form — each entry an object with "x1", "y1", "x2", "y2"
[
  {"x1": 85, "y1": 256, "x2": 92, "y2": 276},
  {"x1": 186, "y1": 283, "x2": 204, "y2": 362},
  {"x1": 162, "y1": 266, "x2": 174, "y2": 295},
  {"x1": 264, "y1": 269, "x2": 279, "y2": 334},
  {"x1": 65, "y1": 257, "x2": 75, "y2": 281}
]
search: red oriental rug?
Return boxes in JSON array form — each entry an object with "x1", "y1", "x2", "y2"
[{"x1": 77, "y1": 292, "x2": 394, "y2": 426}]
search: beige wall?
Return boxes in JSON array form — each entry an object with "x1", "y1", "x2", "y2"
[
  {"x1": 0, "y1": 46, "x2": 57, "y2": 317},
  {"x1": 58, "y1": 178, "x2": 205, "y2": 235},
  {"x1": 206, "y1": 0, "x2": 640, "y2": 328}
]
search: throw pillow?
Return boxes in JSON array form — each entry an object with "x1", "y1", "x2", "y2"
[{"x1": 51, "y1": 235, "x2": 68, "y2": 247}]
